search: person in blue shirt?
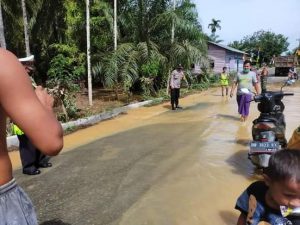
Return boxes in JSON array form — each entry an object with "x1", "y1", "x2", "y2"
[{"x1": 235, "y1": 150, "x2": 300, "y2": 225}]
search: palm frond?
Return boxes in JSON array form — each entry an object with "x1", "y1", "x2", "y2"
[
  {"x1": 136, "y1": 42, "x2": 149, "y2": 62},
  {"x1": 150, "y1": 10, "x2": 173, "y2": 31},
  {"x1": 170, "y1": 40, "x2": 207, "y2": 68}
]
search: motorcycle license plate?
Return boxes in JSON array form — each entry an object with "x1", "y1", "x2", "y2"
[{"x1": 249, "y1": 141, "x2": 279, "y2": 154}]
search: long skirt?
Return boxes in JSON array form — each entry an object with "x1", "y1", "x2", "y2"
[{"x1": 237, "y1": 94, "x2": 252, "y2": 116}]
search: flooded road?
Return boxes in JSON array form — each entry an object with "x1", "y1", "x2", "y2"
[{"x1": 15, "y1": 81, "x2": 300, "y2": 225}]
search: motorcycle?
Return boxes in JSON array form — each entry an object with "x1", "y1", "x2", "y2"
[{"x1": 248, "y1": 80, "x2": 294, "y2": 168}]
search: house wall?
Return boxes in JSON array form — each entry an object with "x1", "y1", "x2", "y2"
[
  {"x1": 208, "y1": 44, "x2": 226, "y2": 73},
  {"x1": 225, "y1": 52, "x2": 244, "y2": 72},
  {"x1": 208, "y1": 43, "x2": 244, "y2": 73}
]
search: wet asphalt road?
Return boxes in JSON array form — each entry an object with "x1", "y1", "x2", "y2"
[
  {"x1": 13, "y1": 77, "x2": 300, "y2": 225},
  {"x1": 15, "y1": 117, "x2": 212, "y2": 225}
]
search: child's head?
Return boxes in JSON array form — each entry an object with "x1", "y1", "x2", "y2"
[
  {"x1": 222, "y1": 66, "x2": 227, "y2": 72},
  {"x1": 264, "y1": 150, "x2": 300, "y2": 209}
]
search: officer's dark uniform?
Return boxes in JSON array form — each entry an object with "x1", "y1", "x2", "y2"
[{"x1": 12, "y1": 125, "x2": 51, "y2": 175}]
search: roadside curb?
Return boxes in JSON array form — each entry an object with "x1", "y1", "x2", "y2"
[{"x1": 7, "y1": 98, "x2": 163, "y2": 149}]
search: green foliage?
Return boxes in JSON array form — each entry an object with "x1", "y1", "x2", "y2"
[
  {"x1": 2, "y1": 0, "x2": 209, "y2": 117},
  {"x1": 208, "y1": 33, "x2": 223, "y2": 43},
  {"x1": 47, "y1": 44, "x2": 85, "y2": 83},
  {"x1": 141, "y1": 60, "x2": 160, "y2": 78},
  {"x1": 140, "y1": 59, "x2": 161, "y2": 96},
  {"x1": 228, "y1": 30, "x2": 289, "y2": 63},
  {"x1": 92, "y1": 43, "x2": 139, "y2": 95},
  {"x1": 228, "y1": 40, "x2": 243, "y2": 50},
  {"x1": 2, "y1": 0, "x2": 24, "y2": 55},
  {"x1": 46, "y1": 43, "x2": 85, "y2": 121},
  {"x1": 169, "y1": 40, "x2": 207, "y2": 68}
]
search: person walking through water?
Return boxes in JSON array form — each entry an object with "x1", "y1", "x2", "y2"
[
  {"x1": 168, "y1": 64, "x2": 188, "y2": 110},
  {"x1": 11, "y1": 55, "x2": 53, "y2": 175},
  {"x1": 220, "y1": 66, "x2": 229, "y2": 96},
  {"x1": 230, "y1": 60, "x2": 259, "y2": 122},
  {"x1": 0, "y1": 48, "x2": 63, "y2": 224},
  {"x1": 259, "y1": 63, "x2": 269, "y2": 93}
]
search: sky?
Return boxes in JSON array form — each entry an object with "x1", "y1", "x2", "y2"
[{"x1": 194, "y1": 0, "x2": 300, "y2": 52}]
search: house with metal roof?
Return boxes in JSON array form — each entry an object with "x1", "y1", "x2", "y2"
[{"x1": 208, "y1": 41, "x2": 247, "y2": 73}]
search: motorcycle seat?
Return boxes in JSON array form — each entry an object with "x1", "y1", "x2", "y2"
[{"x1": 253, "y1": 117, "x2": 278, "y2": 124}]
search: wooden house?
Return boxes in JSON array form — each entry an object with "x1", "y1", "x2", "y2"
[{"x1": 208, "y1": 41, "x2": 247, "y2": 73}]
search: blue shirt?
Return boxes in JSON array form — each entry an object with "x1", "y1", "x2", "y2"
[{"x1": 235, "y1": 181, "x2": 293, "y2": 225}]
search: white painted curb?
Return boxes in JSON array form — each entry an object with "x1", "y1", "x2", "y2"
[{"x1": 7, "y1": 99, "x2": 162, "y2": 148}]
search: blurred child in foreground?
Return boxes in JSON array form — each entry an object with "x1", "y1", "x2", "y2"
[{"x1": 235, "y1": 150, "x2": 300, "y2": 225}]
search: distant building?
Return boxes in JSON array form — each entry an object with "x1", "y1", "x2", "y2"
[{"x1": 208, "y1": 41, "x2": 247, "y2": 73}]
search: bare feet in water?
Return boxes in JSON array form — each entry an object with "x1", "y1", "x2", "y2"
[{"x1": 240, "y1": 116, "x2": 247, "y2": 122}]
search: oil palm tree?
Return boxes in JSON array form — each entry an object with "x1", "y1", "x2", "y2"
[
  {"x1": 151, "y1": 0, "x2": 207, "y2": 65},
  {"x1": 92, "y1": 40, "x2": 167, "y2": 99},
  {"x1": 93, "y1": 0, "x2": 207, "y2": 96},
  {"x1": 208, "y1": 18, "x2": 221, "y2": 35}
]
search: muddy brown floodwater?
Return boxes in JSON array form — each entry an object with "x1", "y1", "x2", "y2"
[{"x1": 9, "y1": 81, "x2": 300, "y2": 225}]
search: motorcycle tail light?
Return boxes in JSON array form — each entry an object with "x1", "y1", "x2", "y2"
[
  {"x1": 260, "y1": 138, "x2": 268, "y2": 142},
  {"x1": 253, "y1": 122, "x2": 275, "y2": 130}
]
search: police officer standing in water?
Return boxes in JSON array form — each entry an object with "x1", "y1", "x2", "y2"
[{"x1": 168, "y1": 64, "x2": 189, "y2": 110}]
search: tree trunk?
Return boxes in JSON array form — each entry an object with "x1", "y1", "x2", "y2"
[
  {"x1": 171, "y1": 0, "x2": 176, "y2": 44},
  {"x1": 0, "y1": 1, "x2": 6, "y2": 49},
  {"x1": 86, "y1": 0, "x2": 92, "y2": 106},
  {"x1": 113, "y1": 0, "x2": 117, "y2": 51},
  {"x1": 21, "y1": 0, "x2": 31, "y2": 56}
]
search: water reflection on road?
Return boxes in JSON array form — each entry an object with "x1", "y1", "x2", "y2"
[
  {"x1": 24, "y1": 81, "x2": 300, "y2": 225},
  {"x1": 117, "y1": 83, "x2": 300, "y2": 225}
]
